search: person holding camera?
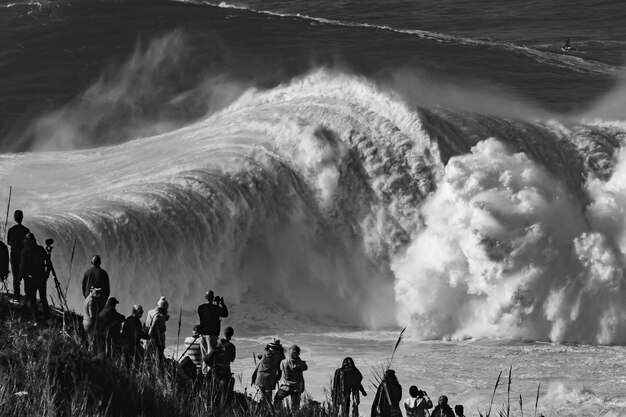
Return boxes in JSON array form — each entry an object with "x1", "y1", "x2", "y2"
[
  {"x1": 197, "y1": 290, "x2": 229, "y2": 374},
  {"x1": 404, "y1": 386, "x2": 433, "y2": 417},
  {"x1": 145, "y1": 296, "x2": 170, "y2": 368}
]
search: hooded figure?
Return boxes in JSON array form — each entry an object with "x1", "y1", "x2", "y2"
[
  {"x1": 431, "y1": 395, "x2": 455, "y2": 417},
  {"x1": 332, "y1": 357, "x2": 367, "y2": 417},
  {"x1": 371, "y1": 369, "x2": 402, "y2": 417}
]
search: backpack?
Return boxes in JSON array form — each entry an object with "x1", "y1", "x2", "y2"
[{"x1": 206, "y1": 346, "x2": 230, "y2": 379}]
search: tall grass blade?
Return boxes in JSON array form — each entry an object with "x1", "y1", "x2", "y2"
[
  {"x1": 487, "y1": 371, "x2": 502, "y2": 417},
  {"x1": 506, "y1": 365, "x2": 512, "y2": 417},
  {"x1": 534, "y1": 383, "x2": 541, "y2": 417}
]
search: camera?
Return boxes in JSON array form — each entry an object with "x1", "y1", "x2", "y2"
[
  {"x1": 214, "y1": 296, "x2": 223, "y2": 304},
  {"x1": 45, "y1": 238, "x2": 54, "y2": 246},
  {"x1": 418, "y1": 390, "x2": 426, "y2": 397}
]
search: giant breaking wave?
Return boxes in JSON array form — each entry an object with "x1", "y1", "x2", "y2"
[{"x1": 2, "y1": 70, "x2": 626, "y2": 344}]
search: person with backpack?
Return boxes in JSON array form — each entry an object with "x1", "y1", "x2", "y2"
[
  {"x1": 145, "y1": 296, "x2": 170, "y2": 368},
  {"x1": 204, "y1": 328, "x2": 236, "y2": 410},
  {"x1": 273, "y1": 345, "x2": 308, "y2": 411},
  {"x1": 7, "y1": 210, "x2": 30, "y2": 303},
  {"x1": 332, "y1": 357, "x2": 367, "y2": 417},
  {"x1": 371, "y1": 369, "x2": 402, "y2": 417},
  {"x1": 431, "y1": 395, "x2": 455, "y2": 417},
  {"x1": 81, "y1": 255, "x2": 110, "y2": 312},
  {"x1": 404, "y1": 386, "x2": 433, "y2": 417},
  {"x1": 197, "y1": 290, "x2": 229, "y2": 373}
]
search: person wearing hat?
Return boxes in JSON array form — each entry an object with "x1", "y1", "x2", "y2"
[
  {"x1": 19, "y1": 232, "x2": 50, "y2": 322},
  {"x1": 145, "y1": 296, "x2": 170, "y2": 367},
  {"x1": 7, "y1": 209, "x2": 30, "y2": 302},
  {"x1": 83, "y1": 287, "x2": 102, "y2": 351},
  {"x1": 252, "y1": 338, "x2": 285, "y2": 408},
  {"x1": 273, "y1": 345, "x2": 308, "y2": 411},
  {"x1": 371, "y1": 369, "x2": 403, "y2": 417},
  {"x1": 98, "y1": 297, "x2": 126, "y2": 357},
  {"x1": 197, "y1": 290, "x2": 228, "y2": 374},
  {"x1": 81, "y1": 254, "x2": 110, "y2": 312},
  {"x1": 430, "y1": 395, "x2": 455, "y2": 417},
  {"x1": 121, "y1": 304, "x2": 149, "y2": 365}
]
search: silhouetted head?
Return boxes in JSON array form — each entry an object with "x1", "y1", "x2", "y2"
[
  {"x1": 342, "y1": 357, "x2": 354, "y2": 368},
  {"x1": 90, "y1": 287, "x2": 102, "y2": 298},
  {"x1": 205, "y1": 290, "x2": 214, "y2": 302},
  {"x1": 23, "y1": 233, "x2": 36, "y2": 246},
  {"x1": 14, "y1": 210, "x2": 23, "y2": 223},
  {"x1": 157, "y1": 296, "x2": 169, "y2": 310},
  {"x1": 224, "y1": 326, "x2": 234, "y2": 340},
  {"x1": 91, "y1": 255, "x2": 101, "y2": 266},
  {"x1": 106, "y1": 297, "x2": 119, "y2": 307},
  {"x1": 132, "y1": 304, "x2": 143, "y2": 317},
  {"x1": 454, "y1": 404, "x2": 464, "y2": 416},
  {"x1": 289, "y1": 345, "x2": 300, "y2": 358},
  {"x1": 410, "y1": 386, "x2": 419, "y2": 398},
  {"x1": 438, "y1": 395, "x2": 448, "y2": 406}
]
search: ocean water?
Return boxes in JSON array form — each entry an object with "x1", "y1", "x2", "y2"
[{"x1": 1, "y1": 0, "x2": 626, "y2": 415}]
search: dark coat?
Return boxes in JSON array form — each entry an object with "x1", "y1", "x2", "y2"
[
  {"x1": 0, "y1": 241, "x2": 8, "y2": 279},
  {"x1": 197, "y1": 302, "x2": 228, "y2": 336},
  {"x1": 19, "y1": 244, "x2": 48, "y2": 281},
  {"x1": 98, "y1": 305, "x2": 125, "y2": 341},
  {"x1": 431, "y1": 405, "x2": 455, "y2": 417},
  {"x1": 82, "y1": 265, "x2": 110, "y2": 302},
  {"x1": 371, "y1": 376, "x2": 402, "y2": 417},
  {"x1": 332, "y1": 360, "x2": 366, "y2": 405},
  {"x1": 121, "y1": 315, "x2": 148, "y2": 348},
  {"x1": 7, "y1": 224, "x2": 29, "y2": 256},
  {"x1": 252, "y1": 348, "x2": 284, "y2": 389}
]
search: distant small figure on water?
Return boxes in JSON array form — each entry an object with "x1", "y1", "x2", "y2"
[
  {"x1": 7, "y1": 210, "x2": 30, "y2": 302},
  {"x1": 145, "y1": 296, "x2": 170, "y2": 367},
  {"x1": 82, "y1": 255, "x2": 110, "y2": 312},
  {"x1": 371, "y1": 369, "x2": 402, "y2": 417},
  {"x1": 431, "y1": 395, "x2": 455, "y2": 417},
  {"x1": 197, "y1": 290, "x2": 228, "y2": 373},
  {"x1": 404, "y1": 385, "x2": 433, "y2": 417},
  {"x1": 274, "y1": 344, "x2": 308, "y2": 411},
  {"x1": 20, "y1": 233, "x2": 50, "y2": 322},
  {"x1": 332, "y1": 357, "x2": 367, "y2": 417}
]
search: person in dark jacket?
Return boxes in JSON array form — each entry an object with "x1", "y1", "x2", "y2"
[
  {"x1": 121, "y1": 304, "x2": 148, "y2": 364},
  {"x1": 0, "y1": 240, "x2": 9, "y2": 284},
  {"x1": 371, "y1": 369, "x2": 402, "y2": 417},
  {"x1": 332, "y1": 357, "x2": 367, "y2": 417},
  {"x1": 198, "y1": 290, "x2": 228, "y2": 373},
  {"x1": 274, "y1": 345, "x2": 308, "y2": 411},
  {"x1": 98, "y1": 297, "x2": 126, "y2": 357},
  {"x1": 7, "y1": 210, "x2": 30, "y2": 302},
  {"x1": 454, "y1": 404, "x2": 465, "y2": 417},
  {"x1": 252, "y1": 339, "x2": 285, "y2": 408},
  {"x1": 81, "y1": 255, "x2": 110, "y2": 311},
  {"x1": 431, "y1": 396, "x2": 455, "y2": 417},
  {"x1": 404, "y1": 386, "x2": 433, "y2": 417},
  {"x1": 205, "y1": 326, "x2": 236, "y2": 409},
  {"x1": 20, "y1": 233, "x2": 49, "y2": 322}
]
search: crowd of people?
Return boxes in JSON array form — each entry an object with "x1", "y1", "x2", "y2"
[{"x1": 0, "y1": 209, "x2": 469, "y2": 416}]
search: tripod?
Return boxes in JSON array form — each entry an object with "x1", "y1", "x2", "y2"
[{"x1": 45, "y1": 239, "x2": 69, "y2": 313}]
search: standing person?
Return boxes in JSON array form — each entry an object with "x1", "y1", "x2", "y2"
[
  {"x1": 197, "y1": 290, "x2": 228, "y2": 373},
  {"x1": 273, "y1": 345, "x2": 308, "y2": 411},
  {"x1": 83, "y1": 287, "x2": 102, "y2": 351},
  {"x1": 121, "y1": 304, "x2": 149, "y2": 364},
  {"x1": 0, "y1": 239, "x2": 9, "y2": 288},
  {"x1": 81, "y1": 255, "x2": 110, "y2": 311},
  {"x1": 19, "y1": 233, "x2": 49, "y2": 322},
  {"x1": 404, "y1": 386, "x2": 433, "y2": 417},
  {"x1": 431, "y1": 396, "x2": 455, "y2": 417},
  {"x1": 204, "y1": 327, "x2": 236, "y2": 410},
  {"x1": 252, "y1": 339, "x2": 285, "y2": 408},
  {"x1": 7, "y1": 210, "x2": 30, "y2": 302},
  {"x1": 371, "y1": 369, "x2": 402, "y2": 417},
  {"x1": 98, "y1": 297, "x2": 126, "y2": 357},
  {"x1": 332, "y1": 357, "x2": 367, "y2": 417},
  {"x1": 145, "y1": 296, "x2": 170, "y2": 368}
]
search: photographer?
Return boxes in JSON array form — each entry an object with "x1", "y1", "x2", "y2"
[
  {"x1": 145, "y1": 296, "x2": 170, "y2": 368},
  {"x1": 404, "y1": 386, "x2": 433, "y2": 417},
  {"x1": 197, "y1": 290, "x2": 228, "y2": 374}
]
